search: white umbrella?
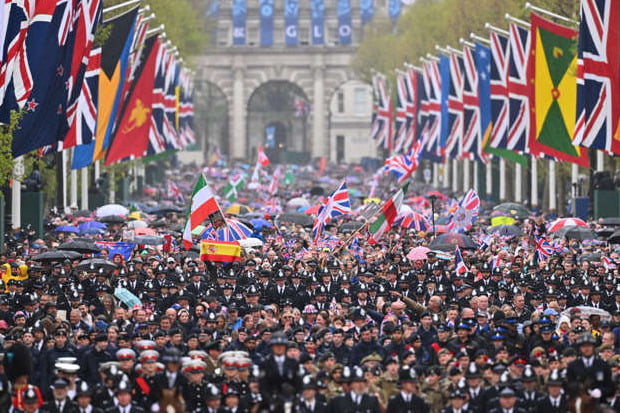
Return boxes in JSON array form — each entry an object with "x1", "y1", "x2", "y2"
[
  {"x1": 287, "y1": 197, "x2": 310, "y2": 208},
  {"x1": 238, "y1": 237, "x2": 264, "y2": 248},
  {"x1": 127, "y1": 220, "x2": 148, "y2": 229},
  {"x1": 560, "y1": 306, "x2": 611, "y2": 323},
  {"x1": 96, "y1": 204, "x2": 129, "y2": 218}
]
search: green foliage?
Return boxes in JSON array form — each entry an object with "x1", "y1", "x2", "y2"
[
  {"x1": 353, "y1": 0, "x2": 578, "y2": 80},
  {"x1": 0, "y1": 110, "x2": 24, "y2": 187}
]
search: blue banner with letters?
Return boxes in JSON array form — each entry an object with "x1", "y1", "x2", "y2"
[
  {"x1": 206, "y1": 0, "x2": 219, "y2": 17},
  {"x1": 337, "y1": 0, "x2": 352, "y2": 45},
  {"x1": 360, "y1": 0, "x2": 374, "y2": 25},
  {"x1": 259, "y1": 0, "x2": 274, "y2": 46},
  {"x1": 388, "y1": 0, "x2": 401, "y2": 21},
  {"x1": 310, "y1": 0, "x2": 324, "y2": 45},
  {"x1": 232, "y1": 0, "x2": 246, "y2": 45},
  {"x1": 284, "y1": 0, "x2": 298, "y2": 46}
]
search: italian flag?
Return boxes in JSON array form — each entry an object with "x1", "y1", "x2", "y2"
[
  {"x1": 182, "y1": 174, "x2": 224, "y2": 249},
  {"x1": 368, "y1": 184, "x2": 407, "y2": 244}
]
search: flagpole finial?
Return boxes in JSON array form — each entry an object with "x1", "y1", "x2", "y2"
[
  {"x1": 470, "y1": 33, "x2": 491, "y2": 45},
  {"x1": 505, "y1": 13, "x2": 531, "y2": 28},
  {"x1": 460, "y1": 38, "x2": 475, "y2": 48},
  {"x1": 485, "y1": 23, "x2": 510, "y2": 36}
]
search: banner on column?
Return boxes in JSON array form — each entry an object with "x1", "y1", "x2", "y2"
[
  {"x1": 232, "y1": 0, "x2": 246, "y2": 45},
  {"x1": 337, "y1": 0, "x2": 352, "y2": 45},
  {"x1": 259, "y1": 0, "x2": 274, "y2": 46},
  {"x1": 360, "y1": 0, "x2": 374, "y2": 25},
  {"x1": 388, "y1": 0, "x2": 401, "y2": 22},
  {"x1": 284, "y1": 0, "x2": 298, "y2": 46},
  {"x1": 206, "y1": 0, "x2": 220, "y2": 17},
  {"x1": 311, "y1": 0, "x2": 325, "y2": 45}
]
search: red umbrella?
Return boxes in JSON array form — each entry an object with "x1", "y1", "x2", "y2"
[
  {"x1": 304, "y1": 204, "x2": 323, "y2": 215},
  {"x1": 548, "y1": 218, "x2": 588, "y2": 232},
  {"x1": 426, "y1": 190, "x2": 448, "y2": 201}
]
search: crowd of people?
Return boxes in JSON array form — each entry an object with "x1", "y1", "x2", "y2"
[{"x1": 0, "y1": 164, "x2": 619, "y2": 413}]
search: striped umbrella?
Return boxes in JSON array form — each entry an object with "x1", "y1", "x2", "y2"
[
  {"x1": 548, "y1": 217, "x2": 588, "y2": 233},
  {"x1": 394, "y1": 211, "x2": 431, "y2": 232},
  {"x1": 201, "y1": 218, "x2": 253, "y2": 241}
]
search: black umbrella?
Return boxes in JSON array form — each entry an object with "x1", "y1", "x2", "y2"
[
  {"x1": 487, "y1": 225, "x2": 523, "y2": 237},
  {"x1": 340, "y1": 221, "x2": 365, "y2": 234},
  {"x1": 77, "y1": 258, "x2": 117, "y2": 271},
  {"x1": 98, "y1": 215, "x2": 125, "y2": 224},
  {"x1": 493, "y1": 202, "x2": 530, "y2": 219},
  {"x1": 58, "y1": 240, "x2": 101, "y2": 254},
  {"x1": 72, "y1": 210, "x2": 91, "y2": 217},
  {"x1": 134, "y1": 235, "x2": 165, "y2": 245},
  {"x1": 275, "y1": 213, "x2": 314, "y2": 228},
  {"x1": 596, "y1": 228, "x2": 615, "y2": 239},
  {"x1": 429, "y1": 233, "x2": 478, "y2": 251},
  {"x1": 556, "y1": 225, "x2": 596, "y2": 240},
  {"x1": 579, "y1": 253, "x2": 601, "y2": 263},
  {"x1": 32, "y1": 250, "x2": 82, "y2": 262},
  {"x1": 310, "y1": 186, "x2": 325, "y2": 196},
  {"x1": 608, "y1": 230, "x2": 620, "y2": 244},
  {"x1": 599, "y1": 217, "x2": 620, "y2": 226},
  {"x1": 153, "y1": 205, "x2": 185, "y2": 215}
]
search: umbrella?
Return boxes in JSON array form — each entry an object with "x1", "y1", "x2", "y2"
[
  {"x1": 556, "y1": 225, "x2": 596, "y2": 240},
  {"x1": 561, "y1": 306, "x2": 611, "y2": 322},
  {"x1": 127, "y1": 220, "x2": 148, "y2": 229},
  {"x1": 128, "y1": 211, "x2": 148, "y2": 220},
  {"x1": 303, "y1": 204, "x2": 323, "y2": 215},
  {"x1": 72, "y1": 210, "x2": 92, "y2": 217},
  {"x1": 58, "y1": 240, "x2": 100, "y2": 254},
  {"x1": 77, "y1": 258, "x2": 117, "y2": 271},
  {"x1": 98, "y1": 215, "x2": 125, "y2": 224},
  {"x1": 596, "y1": 227, "x2": 615, "y2": 239},
  {"x1": 407, "y1": 246, "x2": 431, "y2": 261},
  {"x1": 114, "y1": 287, "x2": 141, "y2": 309},
  {"x1": 225, "y1": 204, "x2": 253, "y2": 216},
  {"x1": 54, "y1": 225, "x2": 79, "y2": 234},
  {"x1": 287, "y1": 197, "x2": 310, "y2": 208},
  {"x1": 310, "y1": 186, "x2": 325, "y2": 196},
  {"x1": 487, "y1": 225, "x2": 523, "y2": 237},
  {"x1": 134, "y1": 227, "x2": 157, "y2": 236},
  {"x1": 340, "y1": 221, "x2": 364, "y2": 233},
  {"x1": 32, "y1": 250, "x2": 82, "y2": 262},
  {"x1": 134, "y1": 235, "x2": 166, "y2": 245},
  {"x1": 426, "y1": 190, "x2": 448, "y2": 201},
  {"x1": 249, "y1": 218, "x2": 272, "y2": 229},
  {"x1": 80, "y1": 228, "x2": 105, "y2": 235},
  {"x1": 407, "y1": 196, "x2": 430, "y2": 208},
  {"x1": 579, "y1": 253, "x2": 601, "y2": 263},
  {"x1": 608, "y1": 230, "x2": 620, "y2": 244},
  {"x1": 395, "y1": 211, "x2": 431, "y2": 232},
  {"x1": 78, "y1": 222, "x2": 106, "y2": 235},
  {"x1": 493, "y1": 203, "x2": 530, "y2": 219},
  {"x1": 548, "y1": 217, "x2": 588, "y2": 233},
  {"x1": 275, "y1": 213, "x2": 314, "y2": 228},
  {"x1": 96, "y1": 204, "x2": 129, "y2": 218},
  {"x1": 238, "y1": 237, "x2": 264, "y2": 248},
  {"x1": 201, "y1": 218, "x2": 253, "y2": 241},
  {"x1": 599, "y1": 217, "x2": 620, "y2": 226},
  {"x1": 152, "y1": 205, "x2": 184, "y2": 215},
  {"x1": 238, "y1": 212, "x2": 266, "y2": 220},
  {"x1": 429, "y1": 233, "x2": 477, "y2": 251}
]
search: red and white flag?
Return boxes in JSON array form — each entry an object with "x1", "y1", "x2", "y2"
[
  {"x1": 182, "y1": 174, "x2": 225, "y2": 249},
  {"x1": 257, "y1": 146, "x2": 270, "y2": 167}
]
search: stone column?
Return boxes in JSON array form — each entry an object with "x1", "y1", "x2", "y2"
[
  {"x1": 231, "y1": 66, "x2": 246, "y2": 160},
  {"x1": 312, "y1": 65, "x2": 327, "y2": 158}
]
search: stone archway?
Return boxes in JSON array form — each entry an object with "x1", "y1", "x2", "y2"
[{"x1": 246, "y1": 80, "x2": 310, "y2": 164}]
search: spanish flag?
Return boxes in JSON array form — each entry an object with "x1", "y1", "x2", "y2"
[{"x1": 200, "y1": 240, "x2": 241, "y2": 263}]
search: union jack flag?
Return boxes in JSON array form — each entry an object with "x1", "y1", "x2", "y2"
[
  {"x1": 420, "y1": 60, "x2": 442, "y2": 160},
  {"x1": 148, "y1": 38, "x2": 169, "y2": 155},
  {"x1": 461, "y1": 46, "x2": 483, "y2": 161},
  {"x1": 455, "y1": 246, "x2": 469, "y2": 275},
  {"x1": 489, "y1": 31, "x2": 510, "y2": 149},
  {"x1": 370, "y1": 73, "x2": 393, "y2": 150},
  {"x1": 393, "y1": 71, "x2": 410, "y2": 152},
  {"x1": 447, "y1": 189, "x2": 480, "y2": 233},
  {"x1": 573, "y1": 0, "x2": 620, "y2": 155},
  {"x1": 312, "y1": 180, "x2": 351, "y2": 241},
  {"x1": 445, "y1": 52, "x2": 464, "y2": 159},
  {"x1": 535, "y1": 236, "x2": 555, "y2": 261},
  {"x1": 384, "y1": 140, "x2": 422, "y2": 184},
  {"x1": 507, "y1": 23, "x2": 532, "y2": 153},
  {"x1": 403, "y1": 66, "x2": 420, "y2": 153},
  {"x1": 166, "y1": 180, "x2": 184, "y2": 203}
]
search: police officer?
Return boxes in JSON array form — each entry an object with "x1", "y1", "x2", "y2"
[
  {"x1": 534, "y1": 370, "x2": 567, "y2": 413},
  {"x1": 386, "y1": 365, "x2": 429, "y2": 413},
  {"x1": 327, "y1": 366, "x2": 380, "y2": 413},
  {"x1": 259, "y1": 331, "x2": 302, "y2": 409},
  {"x1": 566, "y1": 332, "x2": 613, "y2": 403}
]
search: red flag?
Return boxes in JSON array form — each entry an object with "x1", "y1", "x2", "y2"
[
  {"x1": 104, "y1": 37, "x2": 160, "y2": 165},
  {"x1": 257, "y1": 146, "x2": 269, "y2": 167}
]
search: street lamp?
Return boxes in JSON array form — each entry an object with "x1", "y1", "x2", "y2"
[{"x1": 429, "y1": 195, "x2": 437, "y2": 238}]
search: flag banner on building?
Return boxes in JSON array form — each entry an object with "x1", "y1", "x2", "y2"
[
  {"x1": 147, "y1": 38, "x2": 169, "y2": 156},
  {"x1": 393, "y1": 71, "x2": 409, "y2": 152},
  {"x1": 421, "y1": 60, "x2": 442, "y2": 162},
  {"x1": 439, "y1": 54, "x2": 451, "y2": 156},
  {"x1": 360, "y1": 0, "x2": 374, "y2": 25},
  {"x1": 506, "y1": 23, "x2": 533, "y2": 154},
  {"x1": 461, "y1": 46, "x2": 483, "y2": 162},
  {"x1": 206, "y1": 0, "x2": 220, "y2": 17},
  {"x1": 8, "y1": 1, "x2": 77, "y2": 157},
  {"x1": 310, "y1": 0, "x2": 324, "y2": 45},
  {"x1": 388, "y1": 0, "x2": 401, "y2": 22},
  {"x1": 312, "y1": 180, "x2": 351, "y2": 241},
  {"x1": 447, "y1": 189, "x2": 480, "y2": 233},
  {"x1": 445, "y1": 52, "x2": 464, "y2": 159},
  {"x1": 200, "y1": 240, "x2": 241, "y2": 263},
  {"x1": 487, "y1": 31, "x2": 528, "y2": 165},
  {"x1": 573, "y1": 0, "x2": 620, "y2": 154},
  {"x1": 337, "y1": 0, "x2": 352, "y2": 45},
  {"x1": 369, "y1": 73, "x2": 393, "y2": 150},
  {"x1": 183, "y1": 174, "x2": 226, "y2": 249},
  {"x1": 163, "y1": 53, "x2": 181, "y2": 148},
  {"x1": 284, "y1": 0, "x2": 298, "y2": 46},
  {"x1": 104, "y1": 35, "x2": 159, "y2": 165},
  {"x1": 369, "y1": 184, "x2": 407, "y2": 244},
  {"x1": 529, "y1": 13, "x2": 589, "y2": 167},
  {"x1": 259, "y1": 0, "x2": 274, "y2": 47},
  {"x1": 232, "y1": 0, "x2": 246, "y2": 46}
]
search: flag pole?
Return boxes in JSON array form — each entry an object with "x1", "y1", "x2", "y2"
[
  {"x1": 499, "y1": 158, "x2": 506, "y2": 201},
  {"x1": 470, "y1": 33, "x2": 490, "y2": 45},
  {"x1": 432, "y1": 163, "x2": 439, "y2": 188},
  {"x1": 486, "y1": 161, "x2": 492, "y2": 200},
  {"x1": 505, "y1": 14, "x2": 531, "y2": 28},
  {"x1": 473, "y1": 161, "x2": 479, "y2": 196},
  {"x1": 571, "y1": 164, "x2": 579, "y2": 198},
  {"x1": 102, "y1": 0, "x2": 141, "y2": 15},
  {"x1": 443, "y1": 161, "x2": 450, "y2": 188},
  {"x1": 485, "y1": 23, "x2": 510, "y2": 36},
  {"x1": 452, "y1": 159, "x2": 458, "y2": 192},
  {"x1": 463, "y1": 159, "x2": 470, "y2": 192},
  {"x1": 549, "y1": 160, "x2": 557, "y2": 211},
  {"x1": 524, "y1": 2, "x2": 578, "y2": 25},
  {"x1": 459, "y1": 38, "x2": 475, "y2": 48},
  {"x1": 515, "y1": 163, "x2": 522, "y2": 203},
  {"x1": 531, "y1": 157, "x2": 538, "y2": 210},
  {"x1": 596, "y1": 151, "x2": 605, "y2": 171},
  {"x1": 11, "y1": 157, "x2": 23, "y2": 230}
]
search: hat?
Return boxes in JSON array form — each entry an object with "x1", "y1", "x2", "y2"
[
  {"x1": 182, "y1": 359, "x2": 207, "y2": 374},
  {"x1": 360, "y1": 353, "x2": 383, "y2": 365},
  {"x1": 351, "y1": 366, "x2": 365, "y2": 382},
  {"x1": 521, "y1": 365, "x2": 536, "y2": 382},
  {"x1": 302, "y1": 374, "x2": 317, "y2": 389},
  {"x1": 139, "y1": 350, "x2": 159, "y2": 364},
  {"x1": 450, "y1": 390, "x2": 467, "y2": 399},
  {"x1": 206, "y1": 383, "x2": 221, "y2": 400},
  {"x1": 115, "y1": 380, "x2": 132, "y2": 394},
  {"x1": 269, "y1": 331, "x2": 288, "y2": 346},
  {"x1": 465, "y1": 362, "x2": 482, "y2": 379},
  {"x1": 116, "y1": 349, "x2": 136, "y2": 361},
  {"x1": 576, "y1": 332, "x2": 596, "y2": 346},
  {"x1": 547, "y1": 369, "x2": 563, "y2": 386},
  {"x1": 55, "y1": 362, "x2": 80, "y2": 374},
  {"x1": 52, "y1": 378, "x2": 68, "y2": 389},
  {"x1": 398, "y1": 366, "x2": 418, "y2": 383},
  {"x1": 499, "y1": 387, "x2": 516, "y2": 397},
  {"x1": 22, "y1": 385, "x2": 40, "y2": 404}
]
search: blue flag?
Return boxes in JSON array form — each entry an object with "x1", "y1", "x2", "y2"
[
  {"x1": 95, "y1": 241, "x2": 135, "y2": 261},
  {"x1": 284, "y1": 0, "x2": 298, "y2": 46},
  {"x1": 388, "y1": 0, "x2": 401, "y2": 21},
  {"x1": 439, "y1": 54, "x2": 451, "y2": 151},
  {"x1": 360, "y1": 0, "x2": 374, "y2": 25},
  {"x1": 232, "y1": 0, "x2": 246, "y2": 45},
  {"x1": 259, "y1": 0, "x2": 274, "y2": 46},
  {"x1": 476, "y1": 43, "x2": 492, "y2": 150},
  {"x1": 337, "y1": 0, "x2": 352, "y2": 45},
  {"x1": 206, "y1": 0, "x2": 219, "y2": 17},
  {"x1": 310, "y1": 0, "x2": 324, "y2": 45}
]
